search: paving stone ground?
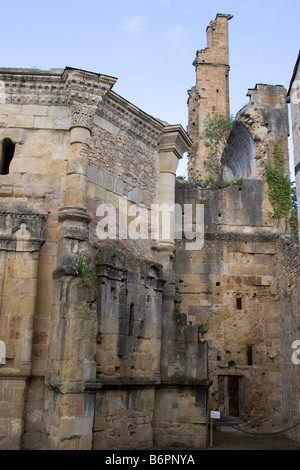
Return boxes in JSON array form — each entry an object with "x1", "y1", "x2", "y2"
[{"x1": 206, "y1": 428, "x2": 300, "y2": 450}]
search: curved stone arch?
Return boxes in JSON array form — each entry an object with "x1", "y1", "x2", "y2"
[{"x1": 222, "y1": 121, "x2": 256, "y2": 181}]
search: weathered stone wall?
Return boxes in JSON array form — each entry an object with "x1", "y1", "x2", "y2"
[
  {"x1": 175, "y1": 181, "x2": 286, "y2": 431},
  {"x1": 0, "y1": 67, "x2": 208, "y2": 450},
  {"x1": 153, "y1": 385, "x2": 208, "y2": 449},
  {"x1": 0, "y1": 14, "x2": 298, "y2": 450},
  {"x1": 90, "y1": 92, "x2": 161, "y2": 198},
  {"x1": 276, "y1": 237, "x2": 300, "y2": 443},
  {"x1": 226, "y1": 84, "x2": 290, "y2": 182},
  {"x1": 288, "y1": 52, "x2": 300, "y2": 238},
  {"x1": 93, "y1": 387, "x2": 155, "y2": 450}
]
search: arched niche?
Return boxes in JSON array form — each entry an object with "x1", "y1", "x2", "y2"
[{"x1": 222, "y1": 121, "x2": 256, "y2": 181}]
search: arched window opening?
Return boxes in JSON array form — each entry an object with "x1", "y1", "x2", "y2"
[
  {"x1": 128, "y1": 303, "x2": 134, "y2": 336},
  {"x1": 0, "y1": 138, "x2": 15, "y2": 175}
]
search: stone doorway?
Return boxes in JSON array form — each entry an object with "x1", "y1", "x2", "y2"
[{"x1": 218, "y1": 375, "x2": 241, "y2": 417}]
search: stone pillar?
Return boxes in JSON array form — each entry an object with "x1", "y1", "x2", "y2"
[
  {"x1": 157, "y1": 125, "x2": 192, "y2": 250},
  {"x1": 155, "y1": 126, "x2": 209, "y2": 449},
  {"x1": 58, "y1": 103, "x2": 93, "y2": 225},
  {"x1": 47, "y1": 70, "x2": 117, "y2": 450},
  {"x1": 48, "y1": 107, "x2": 97, "y2": 450}
]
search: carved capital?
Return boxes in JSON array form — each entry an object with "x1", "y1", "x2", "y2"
[{"x1": 71, "y1": 102, "x2": 95, "y2": 130}]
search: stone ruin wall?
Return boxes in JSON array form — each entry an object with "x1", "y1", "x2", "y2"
[
  {"x1": 175, "y1": 182, "x2": 283, "y2": 430},
  {"x1": 288, "y1": 52, "x2": 300, "y2": 236},
  {"x1": 187, "y1": 14, "x2": 232, "y2": 178},
  {"x1": 223, "y1": 84, "x2": 289, "y2": 183},
  {"x1": 180, "y1": 36, "x2": 300, "y2": 435},
  {"x1": 0, "y1": 15, "x2": 300, "y2": 451},
  {"x1": 0, "y1": 68, "x2": 209, "y2": 450},
  {"x1": 285, "y1": 51, "x2": 300, "y2": 443},
  {"x1": 276, "y1": 237, "x2": 300, "y2": 443}
]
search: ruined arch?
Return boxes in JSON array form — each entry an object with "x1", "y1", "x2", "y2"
[{"x1": 222, "y1": 121, "x2": 256, "y2": 181}]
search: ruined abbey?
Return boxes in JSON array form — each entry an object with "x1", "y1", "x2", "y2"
[{"x1": 0, "y1": 14, "x2": 299, "y2": 450}]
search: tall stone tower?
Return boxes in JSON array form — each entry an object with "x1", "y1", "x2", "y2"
[{"x1": 187, "y1": 13, "x2": 233, "y2": 177}]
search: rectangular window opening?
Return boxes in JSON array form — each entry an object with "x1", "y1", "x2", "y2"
[{"x1": 247, "y1": 345, "x2": 253, "y2": 366}]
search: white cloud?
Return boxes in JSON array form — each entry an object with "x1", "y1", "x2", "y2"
[
  {"x1": 122, "y1": 15, "x2": 146, "y2": 34},
  {"x1": 166, "y1": 25, "x2": 187, "y2": 51}
]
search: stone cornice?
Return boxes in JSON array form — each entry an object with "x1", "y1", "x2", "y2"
[
  {"x1": 0, "y1": 66, "x2": 117, "y2": 108},
  {"x1": 96, "y1": 90, "x2": 164, "y2": 147}
]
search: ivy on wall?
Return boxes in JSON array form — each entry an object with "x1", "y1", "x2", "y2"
[
  {"x1": 265, "y1": 140, "x2": 298, "y2": 241},
  {"x1": 189, "y1": 113, "x2": 236, "y2": 189},
  {"x1": 290, "y1": 181, "x2": 299, "y2": 242}
]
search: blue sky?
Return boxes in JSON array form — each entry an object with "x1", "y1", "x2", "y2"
[{"x1": 1, "y1": 0, "x2": 299, "y2": 176}]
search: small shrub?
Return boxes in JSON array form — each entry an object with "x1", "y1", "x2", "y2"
[{"x1": 74, "y1": 256, "x2": 93, "y2": 286}]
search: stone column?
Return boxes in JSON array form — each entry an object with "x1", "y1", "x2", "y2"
[
  {"x1": 48, "y1": 105, "x2": 97, "y2": 450},
  {"x1": 157, "y1": 125, "x2": 192, "y2": 250},
  {"x1": 155, "y1": 126, "x2": 210, "y2": 449},
  {"x1": 48, "y1": 70, "x2": 117, "y2": 450},
  {"x1": 58, "y1": 103, "x2": 93, "y2": 227}
]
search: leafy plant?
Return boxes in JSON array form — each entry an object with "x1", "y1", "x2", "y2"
[
  {"x1": 265, "y1": 141, "x2": 293, "y2": 229},
  {"x1": 198, "y1": 323, "x2": 209, "y2": 335},
  {"x1": 189, "y1": 113, "x2": 238, "y2": 189},
  {"x1": 74, "y1": 256, "x2": 93, "y2": 286}
]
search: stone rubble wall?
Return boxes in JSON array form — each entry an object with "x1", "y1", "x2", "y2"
[
  {"x1": 175, "y1": 182, "x2": 289, "y2": 432},
  {"x1": 0, "y1": 68, "x2": 207, "y2": 450},
  {"x1": 288, "y1": 54, "x2": 300, "y2": 237},
  {"x1": 276, "y1": 237, "x2": 300, "y2": 443}
]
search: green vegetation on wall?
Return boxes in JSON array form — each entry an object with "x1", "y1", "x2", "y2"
[
  {"x1": 265, "y1": 140, "x2": 298, "y2": 241},
  {"x1": 187, "y1": 113, "x2": 242, "y2": 189}
]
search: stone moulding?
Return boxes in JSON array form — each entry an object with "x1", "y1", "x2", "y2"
[
  {"x1": 97, "y1": 91, "x2": 164, "y2": 147},
  {"x1": 58, "y1": 205, "x2": 91, "y2": 223},
  {"x1": 0, "y1": 67, "x2": 117, "y2": 118},
  {"x1": 84, "y1": 378, "x2": 212, "y2": 391},
  {"x1": 0, "y1": 368, "x2": 31, "y2": 379}
]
